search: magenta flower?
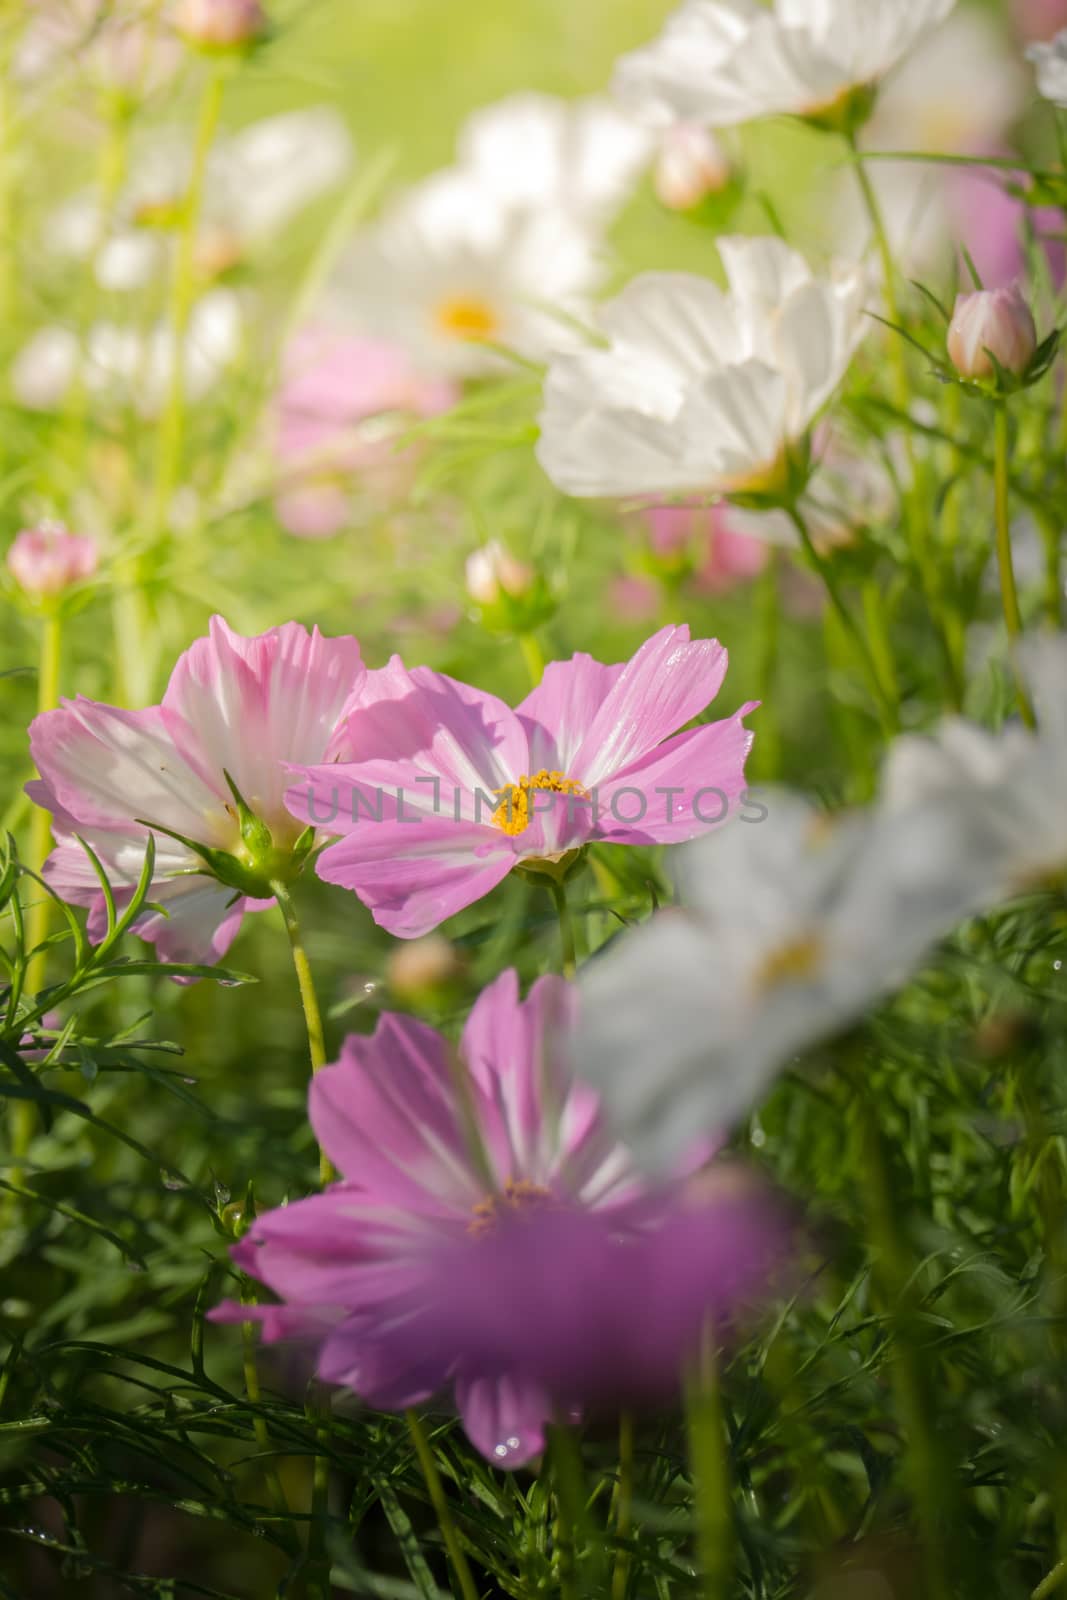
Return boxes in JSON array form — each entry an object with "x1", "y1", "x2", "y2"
[
  {"x1": 26, "y1": 616, "x2": 363, "y2": 967},
  {"x1": 286, "y1": 624, "x2": 756, "y2": 939},
  {"x1": 274, "y1": 328, "x2": 456, "y2": 538},
  {"x1": 213, "y1": 969, "x2": 743, "y2": 1465}
]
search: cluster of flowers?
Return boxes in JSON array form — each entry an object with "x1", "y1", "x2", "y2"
[{"x1": 13, "y1": 0, "x2": 1067, "y2": 1478}]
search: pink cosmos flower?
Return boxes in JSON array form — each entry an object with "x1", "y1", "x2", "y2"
[
  {"x1": 26, "y1": 617, "x2": 363, "y2": 967},
  {"x1": 285, "y1": 624, "x2": 757, "y2": 939},
  {"x1": 212, "y1": 970, "x2": 764, "y2": 1465},
  {"x1": 645, "y1": 505, "x2": 768, "y2": 595},
  {"x1": 6, "y1": 521, "x2": 98, "y2": 599},
  {"x1": 1013, "y1": 0, "x2": 1067, "y2": 41},
  {"x1": 274, "y1": 328, "x2": 456, "y2": 538}
]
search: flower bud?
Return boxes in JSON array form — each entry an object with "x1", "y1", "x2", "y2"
[
  {"x1": 174, "y1": 0, "x2": 266, "y2": 49},
  {"x1": 654, "y1": 124, "x2": 732, "y2": 212},
  {"x1": 6, "y1": 521, "x2": 98, "y2": 599},
  {"x1": 465, "y1": 541, "x2": 535, "y2": 606},
  {"x1": 387, "y1": 935, "x2": 465, "y2": 1001},
  {"x1": 947, "y1": 284, "x2": 1038, "y2": 380}
]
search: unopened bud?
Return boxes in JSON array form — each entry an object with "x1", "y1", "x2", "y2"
[
  {"x1": 947, "y1": 284, "x2": 1038, "y2": 380},
  {"x1": 654, "y1": 123, "x2": 732, "y2": 212},
  {"x1": 465, "y1": 541, "x2": 535, "y2": 607},
  {"x1": 6, "y1": 521, "x2": 98, "y2": 599},
  {"x1": 387, "y1": 935, "x2": 464, "y2": 1000},
  {"x1": 174, "y1": 0, "x2": 266, "y2": 49}
]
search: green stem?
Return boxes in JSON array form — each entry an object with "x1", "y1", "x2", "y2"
[
  {"x1": 753, "y1": 548, "x2": 781, "y2": 780},
  {"x1": 240, "y1": 1288, "x2": 290, "y2": 1516},
  {"x1": 854, "y1": 1088, "x2": 957, "y2": 1600},
  {"x1": 1037, "y1": 510, "x2": 1064, "y2": 630},
  {"x1": 549, "y1": 877, "x2": 577, "y2": 980},
  {"x1": 519, "y1": 631, "x2": 545, "y2": 688},
  {"x1": 611, "y1": 1413, "x2": 635, "y2": 1600},
  {"x1": 686, "y1": 1335, "x2": 732, "y2": 1600},
  {"x1": 786, "y1": 505, "x2": 898, "y2": 738},
  {"x1": 993, "y1": 404, "x2": 1036, "y2": 727},
  {"x1": 405, "y1": 1410, "x2": 480, "y2": 1600},
  {"x1": 12, "y1": 615, "x2": 64, "y2": 1196},
  {"x1": 150, "y1": 66, "x2": 226, "y2": 537},
  {"x1": 1034, "y1": 1558, "x2": 1067, "y2": 1599},
  {"x1": 549, "y1": 1423, "x2": 588, "y2": 1600},
  {"x1": 848, "y1": 137, "x2": 963, "y2": 712},
  {"x1": 271, "y1": 880, "x2": 332, "y2": 1186}
]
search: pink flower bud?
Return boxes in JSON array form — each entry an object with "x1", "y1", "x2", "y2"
[
  {"x1": 465, "y1": 541, "x2": 534, "y2": 606},
  {"x1": 6, "y1": 521, "x2": 98, "y2": 598},
  {"x1": 174, "y1": 0, "x2": 266, "y2": 49},
  {"x1": 386, "y1": 935, "x2": 464, "y2": 998},
  {"x1": 947, "y1": 284, "x2": 1038, "y2": 380},
  {"x1": 654, "y1": 123, "x2": 732, "y2": 211}
]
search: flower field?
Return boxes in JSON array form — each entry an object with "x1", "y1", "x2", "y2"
[{"x1": 2, "y1": 2, "x2": 1067, "y2": 1597}]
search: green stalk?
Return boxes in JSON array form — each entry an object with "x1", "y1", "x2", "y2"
[
  {"x1": 519, "y1": 630, "x2": 545, "y2": 688},
  {"x1": 240, "y1": 1288, "x2": 290, "y2": 1517},
  {"x1": 993, "y1": 404, "x2": 1035, "y2": 727},
  {"x1": 12, "y1": 614, "x2": 64, "y2": 1196},
  {"x1": 847, "y1": 136, "x2": 963, "y2": 711},
  {"x1": 549, "y1": 1423, "x2": 588, "y2": 1600},
  {"x1": 150, "y1": 66, "x2": 226, "y2": 536},
  {"x1": 271, "y1": 880, "x2": 332, "y2": 1186},
  {"x1": 611, "y1": 1413, "x2": 635, "y2": 1600},
  {"x1": 1034, "y1": 1558, "x2": 1067, "y2": 1600},
  {"x1": 549, "y1": 877, "x2": 578, "y2": 980},
  {"x1": 786, "y1": 505, "x2": 898, "y2": 738},
  {"x1": 686, "y1": 1334, "x2": 732, "y2": 1600},
  {"x1": 405, "y1": 1410, "x2": 480, "y2": 1600},
  {"x1": 855, "y1": 1090, "x2": 957, "y2": 1600},
  {"x1": 753, "y1": 548, "x2": 782, "y2": 780}
]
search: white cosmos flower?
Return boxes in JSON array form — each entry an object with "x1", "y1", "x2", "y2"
[
  {"x1": 335, "y1": 170, "x2": 602, "y2": 378},
  {"x1": 1028, "y1": 29, "x2": 1067, "y2": 105},
  {"x1": 45, "y1": 109, "x2": 353, "y2": 293},
  {"x1": 574, "y1": 789, "x2": 999, "y2": 1170},
  {"x1": 12, "y1": 291, "x2": 242, "y2": 417},
  {"x1": 883, "y1": 635, "x2": 1067, "y2": 893},
  {"x1": 456, "y1": 92, "x2": 652, "y2": 222},
  {"x1": 613, "y1": 0, "x2": 957, "y2": 130},
  {"x1": 535, "y1": 235, "x2": 866, "y2": 501}
]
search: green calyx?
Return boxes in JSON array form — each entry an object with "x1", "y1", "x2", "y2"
[{"x1": 138, "y1": 772, "x2": 316, "y2": 901}]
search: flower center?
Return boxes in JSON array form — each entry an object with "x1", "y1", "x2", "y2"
[
  {"x1": 491, "y1": 769, "x2": 589, "y2": 837},
  {"x1": 753, "y1": 934, "x2": 824, "y2": 994},
  {"x1": 469, "y1": 1179, "x2": 553, "y2": 1237},
  {"x1": 434, "y1": 294, "x2": 500, "y2": 343}
]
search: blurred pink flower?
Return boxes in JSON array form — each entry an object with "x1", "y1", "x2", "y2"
[
  {"x1": 6, "y1": 521, "x2": 98, "y2": 599},
  {"x1": 286, "y1": 624, "x2": 757, "y2": 939},
  {"x1": 212, "y1": 969, "x2": 755, "y2": 1465},
  {"x1": 173, "y1": 0, "x2": 265, "y2": 48},
  {"x1": 26, "y1": 617, "x2": 363, "y2": 967},
  {"x1": 644, "y1": 504, "x2": 768, "y2": 593},
  {"x1": 1012, "y1": 0, "x2": 1067, "y2": 41},
  {"x1": 948, "y1": 166, "x2": 1065, "y2": 290},
  {"x1": 273, "y1": 329, "x2": 456, "y2": 538}
]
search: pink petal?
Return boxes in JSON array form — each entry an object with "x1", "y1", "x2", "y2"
[
  {"x1": 456, "y1": 1374, "x2": 551, "y2": 1468},
  {"x1": 594, "y1": 707, "x2": 757, "y2": 844},
  {"x1": 161, "y1": 616, "x2": 364, "y2": 832},
  {"x1": 335, "y1": 657, "x2": 529, "y2": 794},
  {"x1": 132, "y1": 876, "x2": 257, "y2": 967},
  {"x1": 309, "y1": 1016, "x2": 485, "y2": 1214},
  {"x1": 460, "y1": 972, "x2": 573, "y2": 1178},
  {"x1": 516, "y1": 655, "x2": 627, "y2": 772},
  {"x1": 570, "y1": 626, "x2": 729, "y2": 788},
  {"x1": 311, "y1": 820, "x2": 515, "y2": 939},
  {"x1": 29, "y1": 699, "x2": 223, "y2": 838}
]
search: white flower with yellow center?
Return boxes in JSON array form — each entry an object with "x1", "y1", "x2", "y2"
[
  {"x1": 575, "y1": 789, "x2": 999, "y2": 1170},
  {"x1": 613, "y1": 0, "x2": 957, "y2": 131},
  {"x1": 335, "y1": 170, "x2": 602, "y2": 378},
  {"x1": 536, "y1": 235, "x2": 866, "y2": 501}
]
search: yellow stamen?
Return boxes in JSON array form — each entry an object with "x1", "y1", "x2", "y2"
[
  {"x1": 753, "y1": 934, "x2": 824, "y2": 994},
  {"x1": 491, "y1": 769, "x2": 589, "y2": 837},
  {"x1": 469, "y1": 1178, "x2": 553, "y2": 1237},
  {"x1": 434, "y1": 294, "x2": 500, "y2": 343}
]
